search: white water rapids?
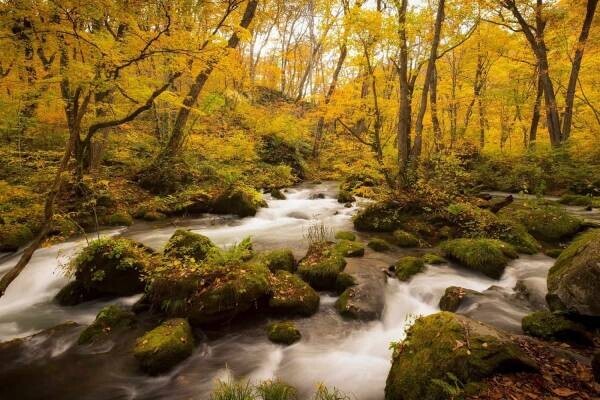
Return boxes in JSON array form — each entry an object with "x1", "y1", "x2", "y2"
[{"x1": 0, "y1": 182, "x2": 558, "y2": 400}]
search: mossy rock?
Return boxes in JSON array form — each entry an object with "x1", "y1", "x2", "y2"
[
  {"x1": 78, "y1": 305, "x2": 136, "y2": 345},
  {"x1": 501, "y1": 202, "x2": 582, "y2": 243},
  {"x1": 148, "y1": 253, "x2": 271, "y2": 325},
  {"x1": 422, "y1": 253, "x2": 446, "y2": 265},
  {"x1": 367, "y1": 238, "x2": 391, "y2": 252},
  {"x1": 335, "y1": 231, "x2": 356, "y2": 241},
  {"x1": 521, "y1": 311, "x2": 591, "y2": 346},
  {"x1": 262, "y1": 249, "x2": 296, "y2": 272},
  {"x1": 59, "y1": 237, "x2": 153, "y2": 304},
  {"x1": 392, "y1": 230, "x2": 420, "y2": 248},
  {"x1": 270, "y1": 188, "x2": 286, "y2": 200},
  {"x1": 439, "y1": 286, "x2": 479, "y2": 312},
  {"x1": 385, "y1": 312, "x2": 537, "y2": 400},
  {"x1": 133, "y1": 318, "x2": 194, "y2": 375},
  {"x1": 394, "y1": 257, "x2": 425, "y2": 281},
  {"x1": 142, "y1": 211, "x2": 166, "y2": 221},
  {"x1": 546, "y1": 229, "x2": 600, "y2": 317},
  {"x1": 0, "y1": 223, "x2": 33, "y2": 252},
  {"x1": 163, "y1": 229, "x2": 215, "y2": 262},
  {"x1": 107, "y1": 211, "x2": 133, "y2": 226},
  {"x1": 297, "y1": 242, "x2": 346, "y2": 291},
  {"x1": 337, "y1": 190, "x2": 355, "y2": 204},
  {"x1": 441, "y1": 239, "x2": 517, "y2": 279},
  {"x1": 353, "y1": 202, "x2": 406, "y2": 232},
  {"x1": 335, "y1": 272, "x2": 357, "y2": 294},
  {"x1": 268, "y1": 271, "x2": 319, "y2": 316},
  {"x1": 335, "y1": 284, "x2": 382, "y2": 321},
  {"x1": 558, "y1": 194, "x2": 597, "y2": 207},
  {"x1": 267, "y1": 321, "x2": 301, "y2": 345},
  {"x1": 212, "y1": 185, "x2": 267, "y2": 217},
  {"x1": 334, "y1": 240, "x2": 365, "y2": 257}
]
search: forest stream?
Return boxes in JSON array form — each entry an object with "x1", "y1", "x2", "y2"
[{"x1": 1, "y1": 182, "x2": 595, "y2": 400}]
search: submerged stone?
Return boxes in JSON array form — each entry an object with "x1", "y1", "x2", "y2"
[{"x1": 133, "y1": 318, "x2": 194, "y2": 375}]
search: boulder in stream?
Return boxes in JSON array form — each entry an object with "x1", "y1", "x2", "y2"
[
  {"x1": 297, "y1": 242, "x2": 347, "y2": 291},
  {"x1": 133, "y1": 318, "x2": 194, "y2": 375},
  {"x1": 268, "y1": 271, "x2": 319, "y2": 316},
  {"x1": 337, "y1": 189, "x2": 355, "y2": 204},
  {"x1": 163, "y1": 229, "x2": 215, "y2": 262},
  {"x1": 521, "y1": 311, "x2": 592, "y2": 346},
  {"x1": 546, "y1": 229, "x2": 600, "y2": 318},
  {"x1": 334, "y1": 240, "x2": 365, "y2": 257},
  {"x1": 78, "y1": 305, "x2": 136, "y2": 345},
  {"x1": 438, "y1": 286, "x2": 480, "y2": 312},
  {"x1": 261, "y1": 248, "x2": 296, "y2": 272},
  {"x1": 393, "y1": 257, "x2": 425, "y2": 281},
  {"x1": 385, "y1": 312, "x2": 537, "y2": 400},
  {"x1": 211, "y1": 185, "x2": 267, "y2": 217},
  {"x1": 392, "y1": 230, "x2": 420, "y2": 248},
  {"x1": 441, "y1": 238, "x2": 518, "y2": 279},
  {"x1": 334, "y1": 231, "x2": 356, "y2": 241},
  {"x1": 266, "y1": 321, "x2": 301, "y2": 345},
  {"x1": 367, "y1": 238, "x2": 391, "y2": 252}
]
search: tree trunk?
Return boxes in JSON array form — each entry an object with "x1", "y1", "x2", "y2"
[
  {"x1": 394, "y1": 0, "x2": 411, "y2": 174},
  {"x1": 430, "y1": 64, "x2": 442, "y2": 151},
  {"x1": 529, "y1": 65, "x2": 543, "y2": 150}
]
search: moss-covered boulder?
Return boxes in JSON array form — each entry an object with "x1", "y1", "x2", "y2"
[
  {"x1": 394, "y1": 257, "x2": 425, "y2": 281},
  {"x1": 262, "y1": 249, "x2": 296, "y2": 272},
  {"x1": 163, "y1": 229, "x2": 215, "y2": 262},
  {"x1": 334, "y1": 240, "x2": 365, "y2": 257},
  {"x1": 385, "y1": 312, "x2": 537, "y2": 400},
  {"x1": 78, "y1": 305, "x2": 136, "y2": 345},
  {"x1": 559, "y1": 194, "x2": 599, "y2": 208},
  {"x1": 422, "y1": 253, "x2": 446, "y2": 265},
  {"x1": 133, "y1": 318, "x2": 194, "y2": 375},
  {"x1": 211, "y1": 185, "x2": 267, "y2": 217},
  {"x1": 521, "y1": 311, "x2": 591, "y2": 345},
  {"x1": 267, "y1": 321, "x2": 301, "y2": 345},
  {"x1": 367, "y1": 238, "x2": 391, "y2": 252},
  {"x1": 439, "y1": 286, "x2": 479, "y2": 312},
  {"x1": 270, "y1": 188, "x2": 286, "y2": 200},
  {"x1": 337, "y1": 190, "x2": 355, "y2": 204},
  {"x1": 441, "y1": 239, "x2": 517, "y2": 279},
  {"x1": 142, "y1": 211, "x2": 166, "y2": 221},
  {"x1": 335, "y1": 272, "x2": 357, "y2": 294},
  {"x1": 335, "y1": 231, "x2": 356, "y2": 241},
  {"x1": 544, "y1": 248, "x2": 563, "y2": 258},
  {"x1": 353, "y1": 202, "x2": 405, "y2": 232},
  {"x1": 392, "y1": 230, "x2": 420, "y2": 248},
  {"x1": 268, "y1": 271, "x2": 319, "y2": 316},
  {"x1": 546, "y1": 230, "x2": 600, "y2": 317},
  {"x1": 501, "y1": 202, "x2": 582, "y2": 243},
  {"x1": 56, "y1": 238, "x2": 154, "y2": 305},
  {"x1": 0, "y1": 223, "x2": 33, "y2": 252},
  {"x1": 297, "y1": 242, "x2": 346, "y2": 291},
  {"x1": 107, "y1": 211, "x2": 133, "y2": 226}
]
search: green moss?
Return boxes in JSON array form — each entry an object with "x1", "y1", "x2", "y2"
[
  {"x1": 212, "y1": 185, "x2": 267, "y2": 217},
  {"x1": 441, "y1": 239, "x2": 517, "y2": 279},
  {"x1": 262, "y1": 249, "x2": 296, "y2": 272},
  {"x1": 142, "y1": 211, "x2": 166, "y2": 221},
  {"x1": 334, "y1": 240, "x2": 365, "y2": 257},
  {"x1": 297, "y1": 242, "x2": 346, "y2": 291},
  {"x1": 422, "y1": 253, "x2": 446, "y2": 265},
  {"x1": 256, "y1": 380, "x2": 298, "y2": 400},
  {"x1": 521, "y1": 311, "x2": 591, "y2": 345},
  {"x1": 335, "y1": 272, "x2": 357, "y2": 294},
  {"x1": 544, "y1": 248, "x2": 563, "y2": 258},
  {"x1": 502, "y1": 202, "x2": 582, "y2": 243},
  {"x1": 133, "y1": 318, "x2": 194, "y2": 375},
  {"x1": 438, "y1": 286, "x2": 475, "y2": 312},
  {"x1": 270, "y1": 188, "x2": 287, "y2": 200},
  {"x1": 0, "y1": 223, "x2": 33, "y2": 251},
  {"x1": 394, "y1": 257, "x2": 425, "y2": 281},
  {"x1": 267, "y1": 321, "x2": 301, "y2": 345},
  {"x1": 78, "y1": 305, "x2": 135, "y2": 345},
  {"x1": 546, "y1": 229, "x2": 600, "y2": 317},
  {"x1": 353, "y1": 202, "x2": 406, "y2": 232},
  {"x1": 107, "y1": 211, "x2": 133, "y2": 226},
  {"x1": 334, "y1": 231, "x2": 356, "y2": 241},
  {"x1": 367, "y1": 238, "x2": 391, "y2": 252},
  {"x1": 385, "y1": 312, "x2": 537, "y2": 400},
  {"x1": 337, "y1": 190, "x2": 355, "y2": 204},
  {"x1": 164, "y1": 229, "x2": 215, "y2": 262},
  {"x1": 392, "y1": 230, "x2": 420, "y2": 248},
  {"x1": 268, "y1": 271, "x2": 319, "y2": 316},
  {"x1": 558, "y1": 194, "x2": 596, "y2": 207}
]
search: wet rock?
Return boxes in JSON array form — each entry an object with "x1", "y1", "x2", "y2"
[
  {"x1": 267, "y1": 321, "x2": 301, "y2": 345},
  {"x1": 56, "y1": 237, "x2": 154, "y2": 305},
  {"x1": 78, "y1": 305, "x2": 136, "y2": 345},
  {"x1": 261, "y1": 249, "x2": 296, "y2": 272},
  {"x1": 521, "y1": 311, "x2": 592, "y2": 346},
  {"x1": 513, "y1": 280, "x2": 547, "y2": 310},
  {"x1": 163, "y1": 229, "x2": 215, "y2": 262},
  {"x1": 546, "y1": 229, "x2": 600, "y2": 318},
  {"x1": 335, "y1": 272, "x2": 357, "y2": 294},
  {"x1": 268, "y1": 271, "x2": 319, "y2": 316},
  {"x1": 309, "y1": 193, "x2": 325, "y2": 200},
  {"x1": 394, "y1": 257, "x2": 425, "y2": 281},
  {"x1": 392, "y1": 230, "x2": 420, "y2": 248},
  {"x1": 297, "y1": 242, "x2": 346, "y2": 291},
  {"x1": 270, "y1": 188, "x2": 286, "y2": 200},
  {"x1": 287, "y1": 211, "x2": 310, "y2": 220},
  {"x1": 336, "y1": 280, "x2": 384, "y2": 321},
  {"x1": 353, "y1": 202, "x2": 405, "y2": 232},
  {"x1": 441, "y1": 238, "x2": 518, "y2": 279},
  {"x1": 385, "y1": 312, "x2": 537, "y2": 400},
  {"x1": 211, "y1": 185, "x2": 267, "y2": 217},
  {"x1": 544, "y1": 248, "x2": 563, "y2": 258},
  {"x1": 438, "y1": 286, "x2": 480, "y2": 312},
  {"x1": 337, "y1": 190, "x2": 355, "y2": 204},
  {"x1": 334, "y1": 231, "x2": 356, "y2": 241},
  {"x1": 334, "y1": 240, "x2": 365, "y2": 257},
  {"x1": 367, "y1": 238, "x2": 391, "y2": 252},
  {"x1": 133, "y1": 318, "x2": 194, "y2": 375}
]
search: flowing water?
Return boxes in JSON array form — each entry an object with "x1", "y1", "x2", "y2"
[{"x1": 1, "y1": 182, "x2": 592, "y2": 400}]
